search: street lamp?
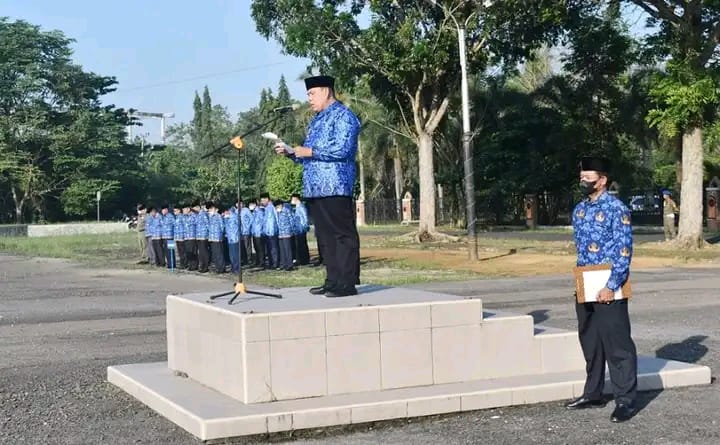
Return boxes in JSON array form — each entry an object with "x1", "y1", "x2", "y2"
[{"x1": 428, "y1": 0, "x2": 479, "y2": 260}]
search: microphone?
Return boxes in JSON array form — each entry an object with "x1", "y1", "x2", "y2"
[{"x1": 272, "y1": 104, "x2": 300, "y2": 113}]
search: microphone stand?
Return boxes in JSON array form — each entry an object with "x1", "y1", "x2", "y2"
[{"x1": 203, "y1": 112, "x2": 290, "y2": 304}]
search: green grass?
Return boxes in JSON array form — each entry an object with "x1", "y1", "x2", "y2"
[{"x1": 0, "y1": 232, "x2": 140, "y2": 262}]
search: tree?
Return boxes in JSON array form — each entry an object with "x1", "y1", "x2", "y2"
[
  {"x1": 628, "y1": 0, "x2": 720, "y2": 248},
  {"x1": 251, "y1": 0, "x2": 565, "y2": 239},
  {"x1": 266, "y1": 156, "x2": 303, "y2": 200},
  {"x1": 0, "y1": 18, "x2": 132, "y2": 222}
]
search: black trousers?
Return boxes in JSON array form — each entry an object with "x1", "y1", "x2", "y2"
[
  {"x1": 253, "y1": 236, "x2": 265, "y2": 267},
  {"x1": 294, "y1": 232, "x2": 310, "y2": 265},
  {"x1": 152, "y1": 239, "x2": 165, "y2": 267},
  {"x1": 279, "y1": 237, "x2": 293, "y2": 270},
  {"x1": 175, "y1": 240, "x2": 186, "y2": 269},
  {"x1": 266, "y1": 236, "x2": 280, "y2": 269},
  {"x1": 185, "y1": 239, "x2": 197, "y2": 270},
  {"x1": 210, "y1": 241, "x2": 225, "y2": 273},
  {"x1": 161, "y1": 238, "x2": 172, "y2": 268},
  {"x1": 197, "y1": 239, "x2": 210, "y2": 272},
  {"x1": 576, "y1": 301, "x2": 637, "y2": 405},
  {"x1": 242, "y1": 235, "x2": 253, "y2": 265},
  {"x1": 308, "y1": 196, "x2": 360, "y2": 289}
]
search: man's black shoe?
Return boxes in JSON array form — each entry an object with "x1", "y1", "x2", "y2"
[
  {"x1": 610, "y1": 404, "x2": 637, "y2": 423},
  {"x1": 565, "y1": 396, "x2": 606, "y2": 409},
  {"x1": 309, "y1": 285, "x2": 328, "y2": 295},
  {"x1": 325, "y1": 286, "x2": 358, "y2": 298}
]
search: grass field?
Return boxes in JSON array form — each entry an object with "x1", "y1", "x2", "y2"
[{"x1": 1, "y1": 227, "x2": 719, "y2": 287}]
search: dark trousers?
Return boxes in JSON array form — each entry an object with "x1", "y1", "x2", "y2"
[
  {"x1": 576, "y1": 301, "x2": 637, "y2": 405},
  {"x1": 294, "y1": 232, "x2": 310, "y2": 265},
  {"x1": 161, "y1": 238, "x2": 172, "y2": 268},
  {"x1": 197, "y1": 239, "x2": 210, "y2": 272},
  {"x1": 185, "y1": 239, "x2": 197, "y2": 270},
  {"x1": 266, "y1": 236, "x2": 280, "y2": 269},
  {"x1": 223, "y1": 237, "x2": 230, "y2": 265},
  {"x1": 228, "y1": 242, "x2": 239, "y2": 274},
  {"x1": 152, "y1": 239, "x2": 165, "y2": 267},
  {"x1": 279, "y1": 237, "x2": 293, "y2": 270},
  {"x1": 308, "y1": 196, "x2": 360, "y2": 289},
  {"x1": 210, "y1": 241, "x2": 225, "y2": 273},
  {"x1": 242, "y1": 235, "x2": 253, "y2": 265},
  {"x1": 175, "y1": 240, "x2": 186, "y2": 269},
  {"x1": 253, "y1": 236, "x2": 265, "y2": 267}
]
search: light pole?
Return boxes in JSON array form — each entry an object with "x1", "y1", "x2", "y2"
[{"x1": 429, "y1": 0, "x2": 478, "y2": 260}]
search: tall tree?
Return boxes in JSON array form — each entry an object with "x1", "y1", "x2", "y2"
[
  {"x1": 628, "y1": 0, "x2": 720, "y2": 247},
  {"x1": 251, "y1": 0, "x2": 565, "y2": 238}
]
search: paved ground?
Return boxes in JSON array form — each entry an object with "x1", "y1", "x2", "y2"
[{"x1": 0, "y1": 255, "x2": 718, "y2": 445}]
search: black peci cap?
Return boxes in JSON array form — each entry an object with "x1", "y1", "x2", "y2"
[
  {"x1": 579, "y1": 156, "x2": 611, "y2": 173},
  {"x1": 304, "y1": 75, "x2": 335, "y2": 90}
]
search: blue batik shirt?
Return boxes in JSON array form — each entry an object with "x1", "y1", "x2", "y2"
[
  {"x1": 159, "y1": 212, "x2": 174, "y2": 239},
  {"x1": 195, "y1": 210, "x2": 209, "y2": 240},
  {"x1": 293, "y1": 202, "x2": 309, "y2": 234},
  {"x1": 173, "y1": 214, "x2": 186, "y2": 241},
  {"x1": 146, "y1": 214, "x2": 161, "y2": 239},
  {"x1": 208, "y1": 212, "x2": 225, "y2": 242},
  {"x1": 263, "y1": 204, "x2": 279, "y2": 237},
  {"x1": 251, "y1": 207, "x2": 265, "y2": 238},
  {"x1": 293, "y1": 101, "x2": 360, "y2": 198},
  {"x1": 224, "y1": 212, "x2": 240, "y2": 244},
  {"x1": 277, "y1": 204, "x2": 294, "y2": 238},
  {"x1": 185, "y1": 212, "x2": 197, "y2": 239},
  {"x1": 240, "y1": 207, "x2": 253, "y2": 236},
  {"x1": 572, "y1": 191, "x2": 633, "y2": 291}
]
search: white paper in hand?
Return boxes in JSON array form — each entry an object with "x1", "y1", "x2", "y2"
[
  {"x1": 262, "y1": 132, "x2": 294, "y2": 154},
  {"x1": 581, "y1": 268, "x2": 624, "y2": 302}
]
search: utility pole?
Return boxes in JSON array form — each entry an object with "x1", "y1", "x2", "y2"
[{"x1": 129, "y1": 111, "x2": 175, "y2": 143}]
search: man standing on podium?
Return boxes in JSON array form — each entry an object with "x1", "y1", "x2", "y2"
[
  {"x1": 566, "y1": 156, "x2": 638, "y2": 423},
  {"x1": 275, "y1": 75, "x2": 361, "y2": 297}
]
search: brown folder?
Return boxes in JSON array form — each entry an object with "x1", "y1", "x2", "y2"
[{"x1": 573, "y1": 264, "x2": 631, "y2": 303}]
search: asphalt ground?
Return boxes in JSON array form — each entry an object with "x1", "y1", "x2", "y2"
[{"x1": 0, "y1": 255, "x2": 718, "y2": 445}]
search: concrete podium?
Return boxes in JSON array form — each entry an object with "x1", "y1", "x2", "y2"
[{"x1": 108, "y1": 286, "x2": 712, "y2": 441}]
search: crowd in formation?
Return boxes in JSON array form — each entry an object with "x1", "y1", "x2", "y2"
[{"x1": 135, "y1": 193, "x2": 313, "y2": 274}]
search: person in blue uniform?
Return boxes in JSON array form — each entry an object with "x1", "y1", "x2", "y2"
[
  {"x1": 291, "y1": 194, "x2": 310, "y2": 266},
  {"x1": 173, "y1": 206, "x2": 186, "y2": 269},
  {"x1": 145, "y1": 206, "x2": 160, "y2": 266},
  {"x1": 263, "y1": 197, "x2": 280, "y2": 270},
  {"x1": 194, "y1": 202, "x2": 210, "y2": 273},
  {"x1": 224, "y1": 205, "x2": 240, "y2": 274},
  {"x1": 183, "y1": 204, "x2": 198, "y2": 271},
  {"x1": 566, "y1": 156, "x2": 637, "y2": 423},
  {"x1": 275, "y1": 75, "x2": 361, "y2": 297},
  {"x1": 159, "y1": 204, "x2": 174, "y2": 269},
  {"x1": 207, "y1": 202, "x2": 225, "y2": 273},
  {"x1": 240, "y1": 199, "x2": 254, "y2": 266},
  {"x1": 251, "y1": 203, "x2": 265, "y2": 268},
  {"x1": 276, "y1": 200, "x2": 295, "y2": 271}
]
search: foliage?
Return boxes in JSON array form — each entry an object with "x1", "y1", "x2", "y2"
[{"x1": 266, "y1": 156, "x2": 303, "y2": 200}]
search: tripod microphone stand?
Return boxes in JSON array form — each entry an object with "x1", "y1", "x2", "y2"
[{"x1": 203, "y1": 113, "x2": 289, "y2": 304}]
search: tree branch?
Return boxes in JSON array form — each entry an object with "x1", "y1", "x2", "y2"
[
  {"x1": 630, "y1": 0, "x2": 681, "y2": 26},
  {"x1": 700, "y1": 20, "x2": 720, "y2": 65}
]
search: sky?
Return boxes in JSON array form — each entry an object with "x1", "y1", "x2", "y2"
[{"x1": 2, "y1": 0, "x2": 311, "y2": 142}]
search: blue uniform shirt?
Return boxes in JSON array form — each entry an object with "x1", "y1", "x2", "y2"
[
  {"x1": 195, "y1": 210, "x2": 209, "y2": 240},
  {"x1": 251, "y1": 208, "x2": 265, "y2": 238},
  {"x1": 293, "y1": 101, "x2": 360, "y2": 198},
  {"x1": 146, "y1": 214, "x2": 161, "y2": 239},
  {"x1": 208, "y1": 212, "x2": 225, "y2": 242},
  {"x1": 277, "y1": 204, "x2": 294, "y2": 238},
  {"x1": 572, "y1": 191, "x2": 633, "y2": 291},
  {"x1": 173, "y1": 213, "x2": 185, "y2": 241},
  {"x1": 159, "y1": 212, "x2": 174, "y2": 239},
  {"x1": 293, "y1": 202, "x2": 309, "y2": 234},
  {"x1": 263, "y1": 204, "x2": 278, "y2": 237},
  {"x1": 240, "y1": 207, "x2": 253, "y2": 236},
  {"x1": 185, "y1": 212, "x2": 197, "y2": 239},
  {"x1": 225, "y1": 212, "x2": 240, "y2": 244}
]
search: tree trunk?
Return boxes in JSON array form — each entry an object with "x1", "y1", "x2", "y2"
[
  {"x1": 393, "y1": 142, "x2": 403, "y2": 220},
  {"x1": 674, "y1": 133, "x2": 682, "y2": 194},
  {"x1": 676, "y1": 127, "x2": 704, "y2": 248},
  {"x1": 10, "y1": 186, "x2": 24, "y2": 224},
  {"x1": 358, "y1": 143, "x2": 366, "y2": 199},
  {"x1": 417, "y1": 131, "x2": 436, "y2": 235}
]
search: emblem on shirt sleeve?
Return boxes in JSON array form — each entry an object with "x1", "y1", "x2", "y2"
[
  {"x1": 620, "y1": 247, "x2": 630, "y2": 257},
  {"x1": 621, "y1": 214, "x2": 631, "y2": 225},
  {"x1": 595, "y1": 212, "x2": 605, "y2": 222},
  {"x1": 576, "y1": 209, "x2": 585, "y2": 218},
  {"x1": 588, "y1": 242, "x2": 600, "y2": 253}
]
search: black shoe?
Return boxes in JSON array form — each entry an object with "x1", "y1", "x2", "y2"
[
  {"x1": 565, "y1": 396, "x2": 606, "y2": 410},
  {"x1": 309, "y1": 285, "x2": 328, "y2": 295},
  {"x1": 611, "y1": 404, "x2": 637, "y2": 423},
  {"x1": 325, "y1": 286, "x2": 358, "y2": 298}
]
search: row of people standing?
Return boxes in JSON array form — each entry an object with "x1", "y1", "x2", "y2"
[{"x1": 135, "y1": 193, "x2": 311, "y2": 274}]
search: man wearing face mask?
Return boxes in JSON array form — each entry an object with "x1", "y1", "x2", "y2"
[{"x1": 566, "y1": 156, "x2": 637, "y2": 423}]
